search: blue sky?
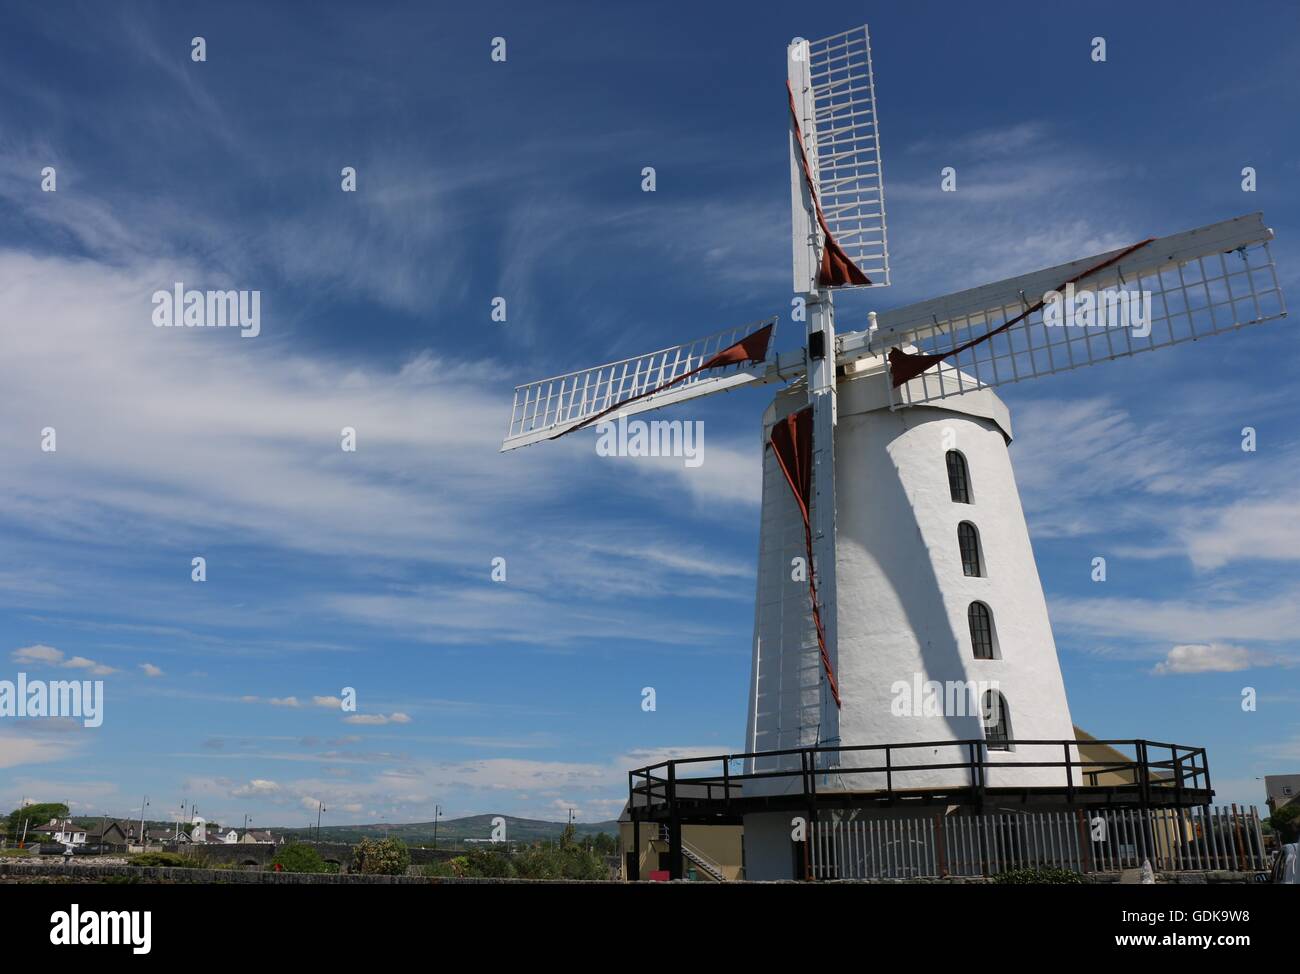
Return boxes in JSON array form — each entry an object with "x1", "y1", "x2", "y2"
[{"x1": 1, "y1": 0, "x2": 1297, "y2": 830}]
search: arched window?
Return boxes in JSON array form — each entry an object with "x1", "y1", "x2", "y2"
[
  {"x1": 958, "y1": 521, "x2": 982, "y2": 577},
  {"x1": 982, "y1": 691, "x2": 1011, "y2": 751},
  {"x1": 946, "y1": 450, "x2": 971, "y2": 503},
  {"x1": 968, "y1": 602, "x2": 995, "y2": 659}
]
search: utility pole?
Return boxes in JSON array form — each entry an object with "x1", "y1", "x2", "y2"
[
  {"x1": 432, "y1": 805, "x2": 441, "y2": 851},
  {"x1": 316, "y1": 802, "x2": 325, "y2": 842},
  {"x1": 138, "y1": 795, "x2": 149, "y2": 846}
]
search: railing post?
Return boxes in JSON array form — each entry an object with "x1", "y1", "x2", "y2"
[
  {"x1": 969, "y1": 743, "x2": 986, "y2": 808},
  {"x1": 631, "y1": 818, "x2": 641, "y2": 881},
  {"x1": 934, "y1": 815, "x2": 947, "y2": 878},
  {"x1": 667, "y1": 762, "x2": 682, "y2": 880},
  {"x1": 1250, "y1": 807, "x2": 1266, "y2": 871},
  {"x1": 1064, "y1": 742, "x2": 1074, "y2": 804},
  {"x1": 1136, "y1": 741, "x2": 1150, "y2": 808},
  {"x1": 800, "y1": 750, "x2": 815, "y2": 881},
  {"x1": 1230, "y1": 803, "x2": 1247, "y2": 871},
  {"x1": 1077, "y1": 809, "x2": 1092, "y2": 874}
]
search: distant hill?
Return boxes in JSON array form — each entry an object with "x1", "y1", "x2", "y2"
[{"x1": 271, "y1": 814, "x2": 619, "y2": 846}]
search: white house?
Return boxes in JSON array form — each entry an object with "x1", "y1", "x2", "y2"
[{"x1": 48, "y1": 819, "x2": 87, "y2": 846}]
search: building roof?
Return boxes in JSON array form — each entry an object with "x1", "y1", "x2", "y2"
[
  {"x1": 86, "y1": 819, "x2": 134, "y2": 840},
  {"x1": 1265, "y1": 774, "x2": 1300, "y2": 805}
]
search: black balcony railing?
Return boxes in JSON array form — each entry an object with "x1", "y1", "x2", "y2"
[{"x1": 627, "y1": 738, "x2": 1211, "y2": 819}]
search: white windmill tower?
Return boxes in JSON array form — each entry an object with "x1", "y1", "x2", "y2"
[{"x1": 501, "y1": 24, "x2": 1286, "y2": 875}]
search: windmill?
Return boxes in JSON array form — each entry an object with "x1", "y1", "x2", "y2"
[{"x1": 501, "y1": 26, "x2": 1286, "y2": 819}]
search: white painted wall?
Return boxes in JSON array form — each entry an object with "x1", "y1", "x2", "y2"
[{"x1": 745, "y1": 360, "x2": 1076, "y2": 796}]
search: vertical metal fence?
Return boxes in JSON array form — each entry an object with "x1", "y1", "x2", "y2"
[{"x1": 809, "y1": 805, "x2": 1268, "y2": 879}]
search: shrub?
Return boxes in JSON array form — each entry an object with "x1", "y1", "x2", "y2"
[
  {"x1": 465, "y1": 847, "x2": 516, "y2": 877},
  {"x1": 271, "y1": 843, "x2": 327, "y2": 873},
  {"x1": 352, "y1": 837, "x2": 411, "y2": 876},
  {"x1": 992, "y1": 866, "x2": 1085, "y2": 884},
  {"x1": 513, "y1": 842, "x2": 608, "y2": 880},
  {"x1": 419, "y1": 859, "x2": 459, "y2": 878}
]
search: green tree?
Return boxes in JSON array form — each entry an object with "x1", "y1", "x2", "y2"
[
  {"x1": 585, "y1": 832, "x2": 618, "y2": 856},
  {"x1": 352, "y1": 837, "x2": 411, "y2": 876},
  {"x1": 6, "y1": 803, "x2": 68, "y2": 841},
  {"x1": 272, "y1": 843, "x2": 327, "y2": 873},
  {"x1": 1269, "y1": 804, "x2": 1300, "y2": 843}
]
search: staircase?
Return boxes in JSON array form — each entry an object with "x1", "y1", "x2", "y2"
[{"x1": 658, "y1": 825, "x2": 728, "y2": 881}]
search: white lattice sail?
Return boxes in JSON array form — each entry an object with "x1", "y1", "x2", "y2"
[
  {"x1": 501, "y1": 319, "x2": 778, "y2": 451},
  {"x1": 841, "y1": 213, "x2": 1286, "y2": 406},
  {"x1": 802, "y1": 24, "x2": 890, "y2": 288}
]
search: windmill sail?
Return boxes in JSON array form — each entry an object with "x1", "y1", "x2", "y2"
[
  {"x1": 789, "y1": 25, "x2": 890, "y2": 291},
  {"x1": 501, "y1": 319, "x2": 778, "y2": 451},
  {"x1": 842, "y1": 213, "x2": 1286, "y2": 406}
]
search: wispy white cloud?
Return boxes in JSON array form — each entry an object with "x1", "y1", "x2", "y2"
[
  {"x1": 343, "y1": 712, "x2": 411, "y2": 726},
  {"x1": 1052, "y1": 585, "x2": 1300, "y2": 649}
]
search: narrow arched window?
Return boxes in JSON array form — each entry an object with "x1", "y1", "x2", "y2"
[
  {"x1": 968, "y1": 602, "x2": 995, "y2": 659},
  {"x1": 983, "y1": 691, "x2": 1010, "y2": 751},
  {"x1": 958, "y1": 521, "x2": 982, "y2": 577},
  {"x1": 946, "y1": 450, "x2": 971, "y2": 503}
]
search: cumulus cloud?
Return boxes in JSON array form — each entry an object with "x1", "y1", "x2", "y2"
[
  {"x1": 10, "y1": 644, "x2": 115, "y2": 675},
  {"x1": 139, "y1": 663, "x2": 164, "y2": 677},
  {"x1": 11, "y1": 644, "x2": 63, "y2": 665},
  {"x1": 1152, "y1": 643, "x2": 1271, "y2": 675}
]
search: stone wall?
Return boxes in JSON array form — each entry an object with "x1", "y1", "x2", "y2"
[
  {"x1": 0, "y1": 861, "x2": 585, "y2": 884},
  {"x1": 0, "y1": 860, "x2": 1267, "y2": 884}
]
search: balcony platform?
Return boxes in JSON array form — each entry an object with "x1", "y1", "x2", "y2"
[{"x1": 627, "y1": 738, "x2": 1214, "y2": 826}]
